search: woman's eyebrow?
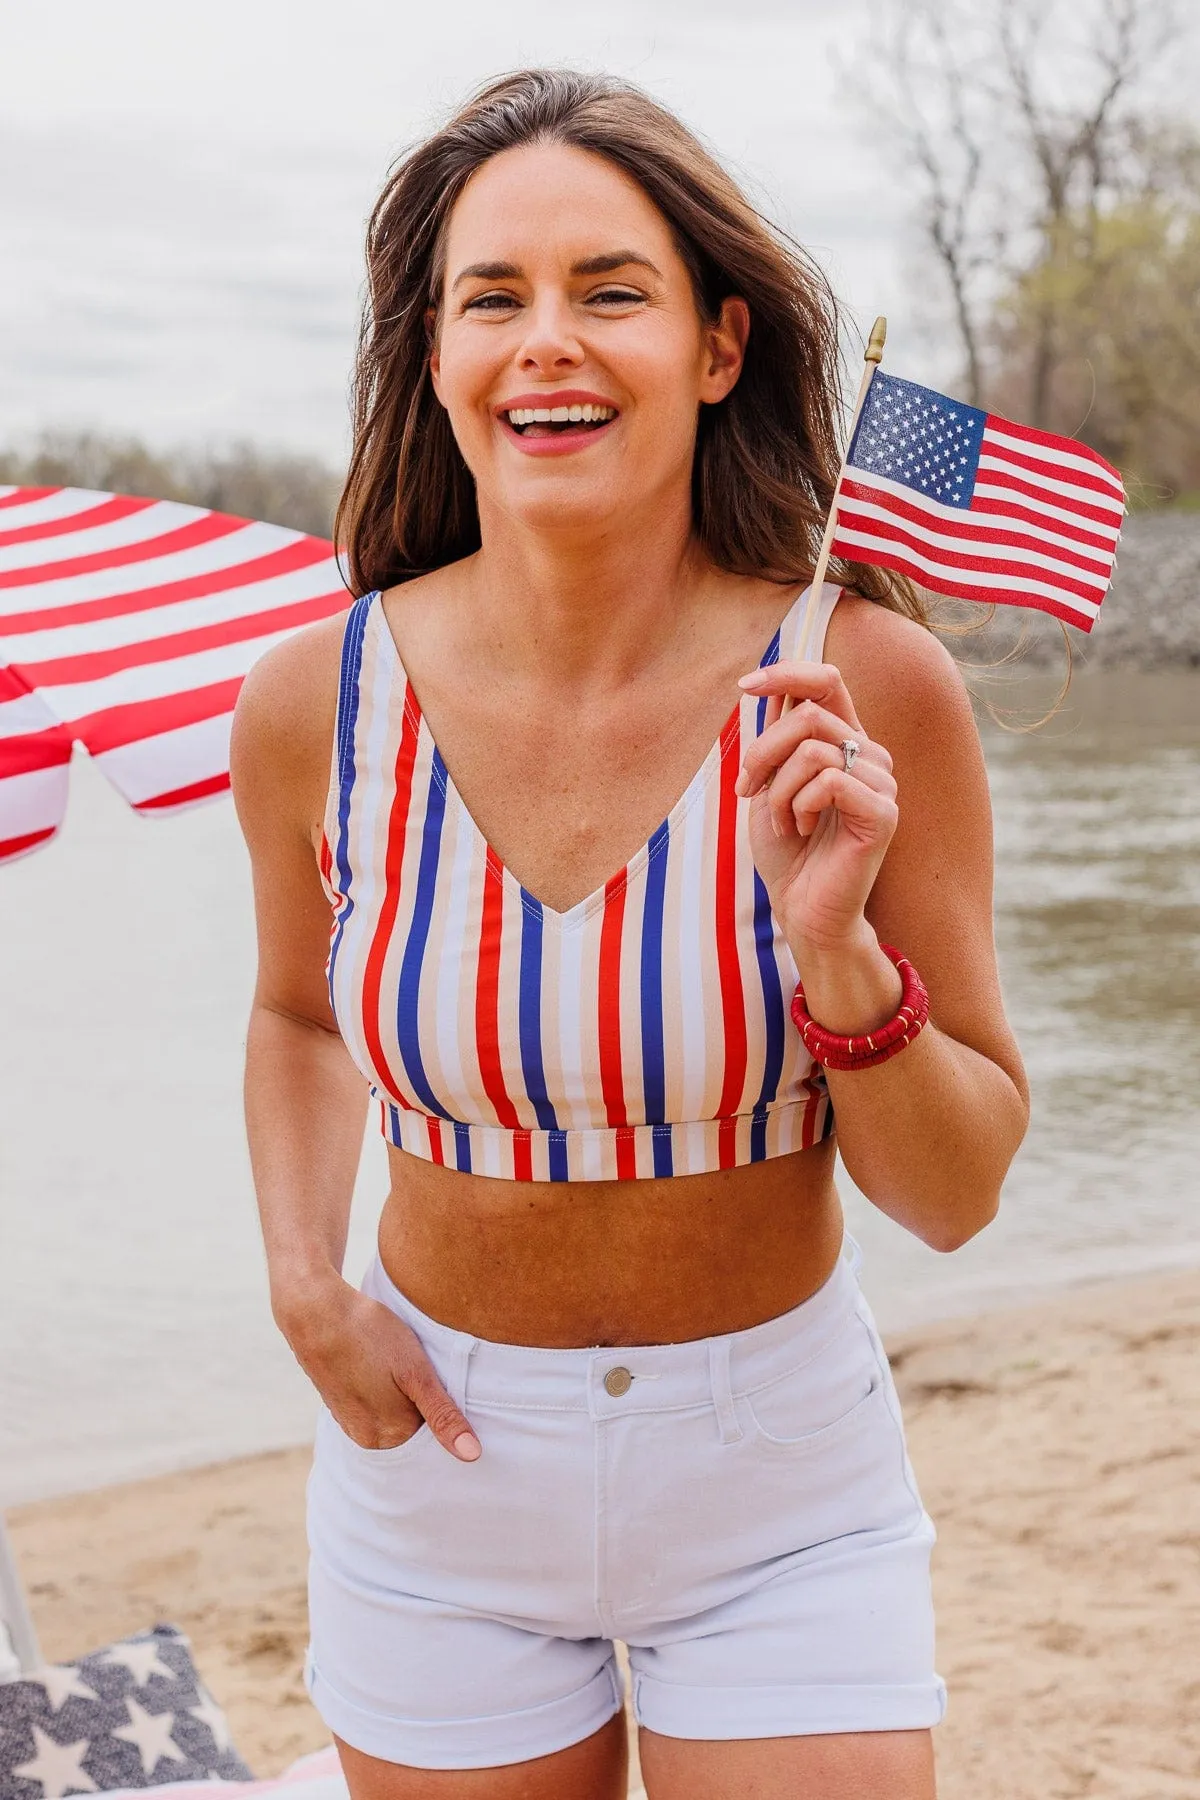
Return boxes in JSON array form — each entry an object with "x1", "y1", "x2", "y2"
[
  {"x1": 451, "y1": 260, "x2": 520, "y2": 289},
  {"x1": 571, "y1": 252, "x2": 662, "y2": 277},
  {"x1": 450, "y1": 251, "x2": 662, "y2": 291}
]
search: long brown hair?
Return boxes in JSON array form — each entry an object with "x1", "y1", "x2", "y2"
[{"x1": 337, "y1": 67, "x2": 925, "y2": 624}]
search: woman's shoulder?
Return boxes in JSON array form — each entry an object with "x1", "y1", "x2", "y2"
[
  {"x1": 826, "y1": 592, "x2": 975, "y2": 752},
  {"x1": 230, "y1": 605, "x2": 354, "y2": 809}
]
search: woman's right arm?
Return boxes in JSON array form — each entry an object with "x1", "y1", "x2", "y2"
[{"x1": 230, "y1": 620, "x2": 481, "y2": 1461}]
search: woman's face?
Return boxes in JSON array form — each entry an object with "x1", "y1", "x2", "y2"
[{"x1": 429, "y1": 142, "x2": 748, "y2": 541}]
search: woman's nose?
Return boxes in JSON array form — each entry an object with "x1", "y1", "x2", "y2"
[{"x1": 516, "y1": 297, "x2": 586, "y2": 373}]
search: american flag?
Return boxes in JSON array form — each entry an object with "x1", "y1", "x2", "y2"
[
  {"x1": 828, "y1": 371, "x2": 1125, "y2": 631},
  {"x1": 0, "y1": 485, "x2": 348, "y2": 867}
]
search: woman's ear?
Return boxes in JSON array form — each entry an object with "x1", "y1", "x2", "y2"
[
  {"x1": 426, "y1": 308, "x2": 443, "y2": 402},
  {"x1": 699, "y1": 297, "x2": 750, "y2": 406}
]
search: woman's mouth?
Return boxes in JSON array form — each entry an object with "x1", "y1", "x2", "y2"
[{"x1": 502, "y1": 403, "x2": 618, "y2": 439}]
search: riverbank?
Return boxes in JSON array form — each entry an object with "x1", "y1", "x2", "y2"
[{"x1": 9, "y1": 1262, "x2": 1198, "y2": 1800}]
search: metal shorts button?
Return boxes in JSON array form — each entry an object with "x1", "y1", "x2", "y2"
[{"x1": 604, "y1": 1366, "x2": 633, "y2": 1397}]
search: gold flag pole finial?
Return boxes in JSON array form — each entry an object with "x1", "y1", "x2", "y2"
[{"x1": 865, "y1": 315, "x2": 887, "y2": 365}]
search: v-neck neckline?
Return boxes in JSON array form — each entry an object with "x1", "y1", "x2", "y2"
[{"x1": 372, "y1": 586, "x2": 807, "y2": 929}]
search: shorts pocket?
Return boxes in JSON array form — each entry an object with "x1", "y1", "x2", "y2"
[
  {"x1": 744, "y1": 1370, "x2": 885, "y2": 1454},
  {"x1": 726, "y1": 1313, "x2": 923, "y2": 1556},
  {"x1": 740, "y1": 1315, "x2": 880, "y2": 1450},
  {"x1": 733, "y1": 1376, "x2": 920, "y2": 1558},
  {"x1": 319, "y1": 1405, "x2": 435, "y2": 1467}
]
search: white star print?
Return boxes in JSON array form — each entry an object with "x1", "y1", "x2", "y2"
[
  {"x1": 12, "y1": 1725, "x2": 98, "y2": 1799},
  {"x1": 112, "y1": 1698, "x2": 188, "y2": 1777},
  {"x1": 187, "y1": 1689, "x2": 232, "y2": 1754},
  {"x1": 98, "y1": 1639, "x2": 176, "y2": 1686},
  {"x1": 854, "y1": 374, "x2": 982, "y2": 505},
  {"x1": 34, "y1": 1665, "x2": 99, "y2": 1713}
]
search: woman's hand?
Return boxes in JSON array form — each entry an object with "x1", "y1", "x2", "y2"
[
  {"x1": 735, "y1": 660, "x2": 899, "y2": 956},
  {"x1": 276, "y1": 1270, "x2": 482, "y2": 1461}
]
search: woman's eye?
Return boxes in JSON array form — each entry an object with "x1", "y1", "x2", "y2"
[
  {"x1": 461, "y1": 287, "x2": 644, "y2": 314},
  {"x1": 464, "y1": 292, "x2": 519, "y2": 312}
]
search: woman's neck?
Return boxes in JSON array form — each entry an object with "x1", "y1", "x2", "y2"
[{"x1": 465, "y1": 490, "x2": 718, "y2": 693}]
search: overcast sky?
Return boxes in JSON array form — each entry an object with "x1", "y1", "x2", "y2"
[{"x1": 2, "y1": 0, "x2": 926, "y2": 464}]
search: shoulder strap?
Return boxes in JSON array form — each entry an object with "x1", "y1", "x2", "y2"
[
  {"x1": 321, "y1": 591, "x2": 377, "y2": 871},
  {"x1": 334, "y1": 592, "x2": 377, "y2": 793},
  {"x1": 779, "y1": 582, "x2": 843, "y2": 664}
]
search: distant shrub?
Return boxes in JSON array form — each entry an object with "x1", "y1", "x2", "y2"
[{"x1": 0, "y1": 432, "x2": 342, "y2": 539}]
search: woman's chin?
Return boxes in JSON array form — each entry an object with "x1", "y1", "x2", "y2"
[{"x1": 494, "y1": 484, "x2": 634, "y2": 540}]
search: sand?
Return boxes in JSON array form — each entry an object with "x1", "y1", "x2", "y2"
[{"x1": 8, "y1": 1266, "x2": 1199, "y2": 1800}]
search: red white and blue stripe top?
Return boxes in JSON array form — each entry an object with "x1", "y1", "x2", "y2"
[{"x1": 319, "y1": 583, "x2": 841, "y2": 1181}]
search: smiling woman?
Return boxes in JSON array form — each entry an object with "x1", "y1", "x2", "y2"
[
  {"x1": 335, "y1": 72, "x2": 926, "y2": 608},
  {"x1": 230, "y1": 68, "x2": 1028, "y2": 1800},
  {"x1": 456, "y1": 252, "x2": 659, "y2": 444}
]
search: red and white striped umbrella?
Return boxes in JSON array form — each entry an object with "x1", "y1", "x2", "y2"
[{"x1": 0, "y1": 485, "x2": 348, "y2": 864}]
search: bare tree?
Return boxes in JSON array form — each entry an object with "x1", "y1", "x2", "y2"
[
  {"x1": 991, "y1": 126, "x2": 1200, "y2": 496},
  {"x1": 858, "y1": 0, "x2": 1002, "y2": 404},
  {"x1": 997, "y1": 0, "x2": 1179, "y2": 422},
  {"x1": 859, "y1": 0, "x2": 1182, "y2": 420}
]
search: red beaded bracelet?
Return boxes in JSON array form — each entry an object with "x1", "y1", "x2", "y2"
[{"x1": 791, "y1": 944, "x2": 929, "y2": 1072}]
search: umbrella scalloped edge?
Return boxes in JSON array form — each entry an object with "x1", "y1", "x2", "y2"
[{"x1": 0, "y1": 484, "x2": 346, "y2": 866}]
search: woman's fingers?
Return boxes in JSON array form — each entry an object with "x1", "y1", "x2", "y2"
[
  {"x1": 737, "y1": 696, "x2": 891, "y2": 801},
  {"x1": 737, "y1": 659, "x2": 864, "y2": 731},
  {"x1": 760, "y1": 741, "x2": 897, "y2": 840},
  {"x1": 774, "y1": 768, "x2": 898, "y2": 845},
  {"x1": 334, "y1": 1391, "x2": 425, "y2": 1451},
  {"x1": 317, "y1": 1294, "x2": 482, "y2": 1462},
  {"x1": 398, "y1": 1351, "x2": 482, "y2": 1461}
]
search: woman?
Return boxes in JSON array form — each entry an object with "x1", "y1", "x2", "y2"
[{"x1": 232, "y1": 69, "x2": 1028, "y2": 1800}]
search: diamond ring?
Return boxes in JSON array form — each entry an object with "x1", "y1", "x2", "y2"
[{"x1": 841, "y1": 738, "x2": 862, "y2": 774}]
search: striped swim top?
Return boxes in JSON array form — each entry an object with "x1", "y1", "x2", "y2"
[{"x1": 320, "y1": 582, "x2": 842, "y2": 1182}]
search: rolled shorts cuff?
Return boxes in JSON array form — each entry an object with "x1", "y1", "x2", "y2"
[
  {"x1": 305, "y1": 1653, "x2": 625, "y2": 1771},
  {"x1": 632, "y1": 1671, "x2": 948, "y2": 1740}
]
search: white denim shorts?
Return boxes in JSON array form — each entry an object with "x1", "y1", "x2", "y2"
[{"x1": 305, "y1": 1237, "x2": 945, "y2": 1771}]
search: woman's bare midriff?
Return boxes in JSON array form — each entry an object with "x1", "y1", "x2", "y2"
[{"x1": 376, "y1": 1137, "x2": 844, "y2": 1347}]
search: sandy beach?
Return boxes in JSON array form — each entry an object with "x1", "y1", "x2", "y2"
[{"x1": 9, "y1": 1265, "x2": 1199, "y2": 1800}]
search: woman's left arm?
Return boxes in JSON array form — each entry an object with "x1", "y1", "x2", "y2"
[{"x1": 737, "y1": 596, "x2": 1029, "y2": 1252}]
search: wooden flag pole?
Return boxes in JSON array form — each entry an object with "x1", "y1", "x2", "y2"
[{"x1": 789, "y1": 314, "x2": 888, "y2": 687}]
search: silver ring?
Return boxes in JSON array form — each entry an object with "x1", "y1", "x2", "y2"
[{"x1": 841, "y1": 737, "x2": 861, "y2": 774}]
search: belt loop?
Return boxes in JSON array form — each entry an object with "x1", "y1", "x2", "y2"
[
  {"x1": 708, "y1": 1337, "x2": 742, "y2": 1445},
  {"x1": 449, "y1": 1337, "x2": 477, "y2": 1415}
]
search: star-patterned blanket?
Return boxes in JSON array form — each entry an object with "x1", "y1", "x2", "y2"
[{"x1": 0, "y1": 1625, "x2": 252, "y2": 1799}]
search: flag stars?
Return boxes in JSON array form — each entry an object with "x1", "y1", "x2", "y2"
[
  {"x1": 849, "y1": 373, "x2": 986, "y2": 507},
  {"x1": 187, "y1": 1690, "x2": 233, "y2": 1754},
  {"x1": 112, "y1": 1699, "x2": 189, "y2": 1778},
  {"x1": 12, "y1": 1728, "x2": 98, "y2": 1800},
  {"x1": 35, "y1": 1666, "x2": 100, "y2": 1713},
  {"x1": 98, "y1": 1640, "x2": 177, "y2": 1686},
  {"x1": 836, "y1": 369, "x2": 1120, "y2": 634}
]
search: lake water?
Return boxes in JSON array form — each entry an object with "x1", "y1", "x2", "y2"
[{"x1": 2, "y1": 670, "x2": 1198, "y2": 1506}]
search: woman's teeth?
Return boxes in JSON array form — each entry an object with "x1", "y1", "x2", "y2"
[{"x1": 505, "y1": 404, "x2": 616, "y2": 429}]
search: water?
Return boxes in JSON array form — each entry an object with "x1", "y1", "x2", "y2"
[
  {"x1": 1, "y1": 671, "x2": 1197, "y2": 1506},
  {"x1": 843, "y1": 670, "x2": 1200, "y2": 1316}
]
